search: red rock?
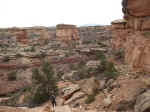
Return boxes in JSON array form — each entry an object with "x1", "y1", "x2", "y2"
[
  {"x1": 56, "y1": 24, "x2": 79, "y2": 43},
  {"x1": 127, "y1": 0, "x2": 150, "y2": 17}
]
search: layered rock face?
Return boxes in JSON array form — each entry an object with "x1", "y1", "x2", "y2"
[
  {"x1": 0, "y1": 27, "x2": 56, "y2": 46},
  {"x1": 0, "y1": 25, "x2": 110, "y2": 46},
  {"x1": 56, "y1": 24, "x2": 79, "y2": 43},
  {"x1": 112, "y1": 0, "x2": 150, "y2": 71},
  {"x1": 78, "y1": 26, "x2": 111, "y2": 42}
]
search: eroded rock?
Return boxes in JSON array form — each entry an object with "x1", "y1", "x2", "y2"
[{"x1": 135, "y1": 90, "x2": 150, "y2": 112}]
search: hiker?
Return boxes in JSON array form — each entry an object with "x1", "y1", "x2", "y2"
[{"x1": 50, "y1": 94, "x2": 57, "y2": 108}]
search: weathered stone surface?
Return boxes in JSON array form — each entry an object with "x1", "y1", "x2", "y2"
[
  {"x1": 111, "y1": 19, "x2": 130, "y2": 50},
  {"x1": 111, "y1": 19, "x2": 127, "y2": 29},
  {"x1": 0, "y1": 106, "x2": 25, "y2": 112},
  {"x1": 64, "y1": 91, "x2": 85, "y2": 105},
  {"x1": 78, "y1": 26, "x2": 111, "y2": 43},
  {"x1": 127, "y1": 0, "x2": 150, "y2": 17},
  {"x1": 80, "y1": 77, "x2": 100, "y2": 95},
  {"x1": 16, "y1": 30, "x2": 28, "y2": 45},
  {"x1": 112, "y1": 0, "x2": 150, "y2": 72},
  {"x1": 0, "y1": 80, "x2": 26, "y2": 95},
  {"x1": 125, "y1": 32, "x2": 150, "y2": 71},
  {"x1": 135, "y1": 90, "x2": 150, "y2": 112},
  {"x1": 142, "y1": 17, "x2": 150, "y2": 30},
  {"x1": 56, "y1": 24, "x2": 79, "y2": 43},
  {"x1": 103, "y1": 94, "x2": 112, "y2": 107},
  {"x1": 61, "y1": 84, "x2": 80, "y2": 100}
]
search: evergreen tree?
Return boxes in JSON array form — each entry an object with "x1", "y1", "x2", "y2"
[{"x1": 31, "y1": 61, "x2": 58, "y2": 105}]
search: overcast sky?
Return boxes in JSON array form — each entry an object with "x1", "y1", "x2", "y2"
[{"x1": 0, "y1": 0, "x2": 123, "y2": 28}]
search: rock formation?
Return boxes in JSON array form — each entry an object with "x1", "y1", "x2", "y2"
[
  {"x1": 112, "y1": 0, "x2": 150, "y2": 72},
  {"x1": 56, "y1": 24, "x2": 79, "y2": 44}
]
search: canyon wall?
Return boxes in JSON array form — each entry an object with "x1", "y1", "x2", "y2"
[
  {"x1": 112, "y1": 0, "x2": 150, "y2": 71},
  {"x1": 0, "y1": 27, "x2": 56, "y2": 46},
  {"x1": 56, "y1": 24, "x2": 79, "y2": 43},
  {"x1": 0, "y1": 24, "x2": 110, "y2": 46},
  {"x1": 78, "y1": 25, "x2": 111, "y2": 42}
]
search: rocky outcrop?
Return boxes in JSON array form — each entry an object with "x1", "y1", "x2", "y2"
[
  {"x1": 135, "y1": 90, "x2": 150, "y2": 112},
  {"x1": 125, "y1": 0, "x2": 150, "y2": 17},
  {"x1": 112, "y1": 0, "x2": 150, "y2": 71},
  {"x1": 16, "y1": 30, "x2": 28, "y2": 45},
  {"x1": 56, "y1": 24, "x2": 79, "y2": 43}
]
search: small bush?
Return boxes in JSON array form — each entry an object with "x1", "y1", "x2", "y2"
[
  {"x1": 16, "y1": 53, "x2": 23, "y2": 58},
  {"x1": 82, "y1": 40, "x2": 91, "y2": 44},
  {"x1": 112, "y1": 49, "x2": 124, "y2": 60},
  {"x1": 85, "y1": 93, "x2": 95, "y2": 104},
  {"x1": 96, "y1": 51, "x2": 119, "y2": 79},
  {"x1": 95, "y1": 51, "x2": 106, "y2": 61},
  {"x1": 32, "y1": 85, "x2": 50, "y2": 105},
  {"x1": 78, "y1": 60, "x2": 86, "y2": 69},
  {"x1": 7, "y1": 71, "x2": 17, "y2": 81},
  {"x1": 103, "y1": 61, "x2": 118, "y2": 79},
  {"x1": 142, "y1": 31, "x2": 150, "y2": 38},
  {"x1": 3, "y1": 56, "x2": 10, "y2": 62},
  {"x1": 30, "y1": 46, "x2": 35, "y2": 52},
  {"x1": 98, "y1": 60, "x2": 118, "y2": 79},
  {"x1": 35, "y1": 53, "x2": 46, "y2": 59}
]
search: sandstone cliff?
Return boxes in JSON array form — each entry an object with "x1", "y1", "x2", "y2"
[
  {"x1": 56, "y1": 24, "x2": 79, "y2": 43},
  {"x1": 112, "y1": 0, "x2": 150, "y2": 71}
]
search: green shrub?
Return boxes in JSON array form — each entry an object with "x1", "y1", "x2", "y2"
[
  {"x1": 85, "y1": 93, "x2": 95, "y2": 104},
  {"x1": 96, "y1": 52, "x2": 119, "y2": 79},
  {"x1": 95, "y1": 51, "x2": 106, "y2": 61},
  {"x1": 112, "y1": 49, "x2": 124, "y2": 60},
  {"x1": 82, "y1": 40, "x2": 91, "y2": 44},
  {"x1": 30, "y1": 46, "x2": 35, "y2": 52},
  {"x1": 98, "y1": 60, "x2": 118, "y2": 79},
  {"x1": 35, "y1": 53, "x2": 46, "y2": 59},
  {"x1": 7, "y1": 71, "x2": 17, "y2": 81},
  {"x1": 78, "y1": 60, "x2": 86, "y2": 69},
  {"x1": 3, "y1": 56, "x2": 10, "y2": 62},
  {"x1": 16, "y1": 53, "x2": 23, "y2": 58},
  {"x1": 103, "y1": 61, "x2": 118, "y2": 79},
  {"x1": 142, "y1": 31, "x2": 150, "y2": 38},
  {"x1": 32, "y1": 85, "x2": 50, "y2": 105},
  {"x1": 31, "y1": 61, "x2": 58, "y2": 105}
]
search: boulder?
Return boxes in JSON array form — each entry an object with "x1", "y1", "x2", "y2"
[
  {"x1": 80, "y1": 77, "x2": 100, "y2": 95},
  {"x1": 64, "y1": 91, "x2": 85, "y2": 105},
  {"x1": 103, "y1": 94, "x2": 112, "y2": 107},
  {"x1": 135, "y1": 90, "x2": 150, "y2": 112},
  {"x1": 61, "y1": 84, "x2": 80, "y2": 100}
]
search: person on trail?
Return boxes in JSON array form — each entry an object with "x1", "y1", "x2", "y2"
[{"x1": 50, "y1": 94, "x2": 57, "y2": 108}]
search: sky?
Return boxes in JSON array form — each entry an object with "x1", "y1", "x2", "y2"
[{"x1": 0, "y1": 0, "x2": 123, "y2": 28}]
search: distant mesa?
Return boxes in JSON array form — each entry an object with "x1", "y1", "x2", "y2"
[{"x1": 56, "y1": 24, "x2": 79, "y2": 43}]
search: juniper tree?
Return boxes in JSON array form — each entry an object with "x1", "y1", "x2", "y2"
[{"x1": 31, "y1": 61, "x2": 58, "y2": 105}]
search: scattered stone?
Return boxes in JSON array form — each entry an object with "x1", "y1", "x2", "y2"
[{"x1": 103, "y1": 94, "x2": 112, "y2": 107}]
